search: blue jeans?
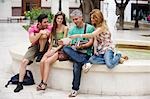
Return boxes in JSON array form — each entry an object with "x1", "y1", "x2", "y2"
[
  {"x1": 89, "y1": 50, "x2": 121, "y2": 69},
  {"x1": 63, "y1": 46, "x2": 90, "y2": 91}
]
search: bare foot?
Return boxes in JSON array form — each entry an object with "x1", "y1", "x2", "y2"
[
  {"x1": 122, "y1": 55, "x2": 128, "y2": 60},
  {"x1": 119, "y1": 58, "x2": 125, "y2": 64}
]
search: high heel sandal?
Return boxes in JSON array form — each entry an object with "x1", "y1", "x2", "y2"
[
  {"x1": 36, "y1": 80, "x2": 43, "y2": 90},
  {"x1": 36, "y1": 82, "x2": 47, "y2": 91}
]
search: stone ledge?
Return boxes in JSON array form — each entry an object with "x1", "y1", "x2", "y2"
[
  {"x1": 115, "y1": 39, "x2": 150, "y2": 47},
  {"x1": 9, "y1": 44, "x2": 150, "y2": 95},
  {"x1": 9, "y1": 44, "x2": 150, "y2": 73}
]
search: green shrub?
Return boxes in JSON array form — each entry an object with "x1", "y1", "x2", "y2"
[
  {"x1": 24, "y1": 8, "x2": 53, "y2": 23},
  {"x1": 41, "y1": 9, "x2": 53, "y2": 23},
  {"x1": 23, "y1": 25, "x2": 30, "y2": 31},
  {"x1": 66, "y1": 17, "x2": 72, "y2": 23}
]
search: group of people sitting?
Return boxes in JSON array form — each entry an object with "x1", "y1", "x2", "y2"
[{"x1": 13, "y1": 9, "x2": 128, "y2": 97}]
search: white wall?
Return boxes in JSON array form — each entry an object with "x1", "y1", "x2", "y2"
[
  {"x1": 102, "y1": 0, "x2": 117, "y2": 32},
  {"x1": 51, "y1": 0, "x2": 69, "y2": 18},
  {"x1": 69, "y1": 0, "x2": 80, "y2": 8},
  {"x1": 104, "y1": 0, "x2": 117, "y2": 40},
  {"x1": 42, "y1": 0, "x2": 80, "y2": 18},
  {"x1": 62, "y1": 0, "x2": 69, "y2": 18},
  {"x1": 124, "y1": 1, "x2": 131, "y2": 22},
  {"x1": 0, "y1": 0, "x2": 12, "y2": 19},
  {"x1": 11, "y1": 0, "x2": 21, "y2": 7},
  {"x1": 105, "y1": 0, "x2": 118, "y2": 23},
  {"x1": 41, "y1": 0, "x2": 52, "y2": 7},
  {"x1": 51, "y1": 0, "x2": 59, "y2": 15}
]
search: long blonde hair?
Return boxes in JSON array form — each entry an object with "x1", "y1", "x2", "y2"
[{"x1": 90, "y1": 9, "x2": 109, "y2": 32}]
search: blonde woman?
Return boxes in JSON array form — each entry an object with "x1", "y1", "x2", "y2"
[
  {"x1": 70, "y1": 9, "x2": 128, "y2": 72},
  {"x1": 37, "y1": 11, "x2": 68, "y2": 90}
]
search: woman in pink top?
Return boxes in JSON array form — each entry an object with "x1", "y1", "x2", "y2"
[{"x1": 70, "y1": 9, "x2": 128, "y2": 72}]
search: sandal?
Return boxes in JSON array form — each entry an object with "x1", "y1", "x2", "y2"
[
  {"x1": 36, "y1": 80, "x2": 43, "y2": 90},
  {"x1": 122, "y1": 55, "x2": 128, "y2": 60},
  {"x1": 36, "y1": 84, "x2": 42, "y2": 91},
  {"x1": 119, "y1": 57, "x2": 125, "y2": 64},
  {"x1": 36, "y1": 82, "x2": 47, "y2": 91},
  {"x1": 119, "y1": 55, "x2": 128, "y2": 64}
]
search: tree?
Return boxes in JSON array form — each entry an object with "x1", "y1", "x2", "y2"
[
  {"x1": 79, "y1": 0, "x2": 100, "y2": 23},
  {"x1": 115, "y1": 0, "x2": 130, "y2": 30},
  {"x1": 134, "y1": 0, "x2": 139, "y2": 28}
]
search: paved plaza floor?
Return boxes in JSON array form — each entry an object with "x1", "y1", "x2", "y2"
[{"x1": 0, "y1": 23, "x2": 150, "y2": 99}]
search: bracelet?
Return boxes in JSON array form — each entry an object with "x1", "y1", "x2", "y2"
[{"x1": 80, "y1": 34, "x2": 83, "y2": 38}]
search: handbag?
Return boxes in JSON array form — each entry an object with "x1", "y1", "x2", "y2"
[{"x1": 58, "y1": 50, "x2": 69, "y2": 61}]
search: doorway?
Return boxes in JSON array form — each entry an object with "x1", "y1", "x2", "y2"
[{"x1": 22, "y1": 0, "x2": 41, "y2": 15}]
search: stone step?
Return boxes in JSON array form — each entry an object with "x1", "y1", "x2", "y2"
[{"x1": 116, "y1": 21, "x2": 150, "y2": 30}]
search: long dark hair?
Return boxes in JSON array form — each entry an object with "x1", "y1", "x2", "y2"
[{"x1": 51, "y1": 11, "x2": 67, "y2": 45}]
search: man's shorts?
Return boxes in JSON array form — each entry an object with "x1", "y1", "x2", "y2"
[
  {"x1": 24, "y1": 41, "x2": 49, "y2": 65},
  {"x1": 24, "y1": 45, "x2": 39, "y2": 63}
]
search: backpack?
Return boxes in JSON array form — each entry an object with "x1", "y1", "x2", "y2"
[{"x1": 5, "y1": 70, "x2": 35, "y2": 88}]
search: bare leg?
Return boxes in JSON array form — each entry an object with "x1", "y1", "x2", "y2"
[
  {"x1": 39, "y1": 54, "x2": 48, "y2": 81},
  {"x1": 19, "y1": 58, "x2": 29, "y2": 82},
  {"x1": 39, "y1": 34, "x2": 48, "y2": 52},
  {"x1": 14, "y1": 58, "x2": 29, "y2": 92},
  {"x1": 36, "y1": 34, "x2": 48, "y2": 62},
  {"x1": 37, "y1": 52, "x2": 58, "y2": 90},
  {"x1": 43, "y1": 52, "x2": 58, "y2": 83}
]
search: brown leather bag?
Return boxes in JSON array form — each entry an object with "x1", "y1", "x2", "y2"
[{"x1": 58, "y1": 50, "x2": 69, "y2": 61}]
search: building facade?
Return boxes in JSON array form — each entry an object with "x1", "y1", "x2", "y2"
[
  {"x1": 0, "y1": 0, "x2": 80, "y2": 19},
  {"x1": 102, "y1": 0, "x2": 149, "y2": 23},
  {"x1": 0, "y1": 0, "x2": 149, "y2": 23}
]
